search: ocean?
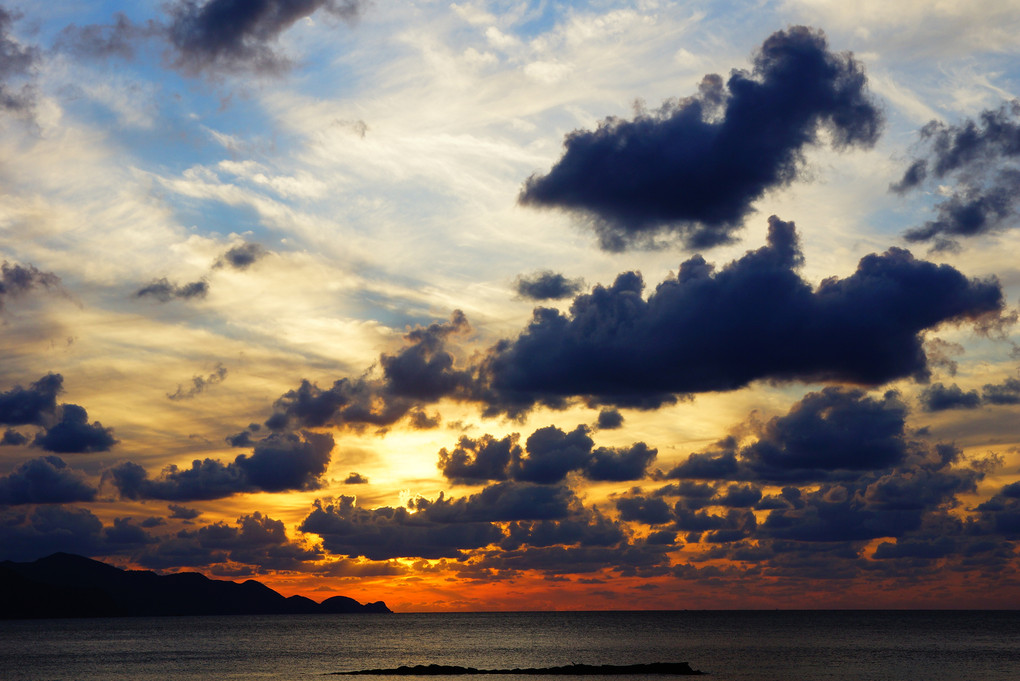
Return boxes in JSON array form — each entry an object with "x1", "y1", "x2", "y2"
[{"x1": 2, "y1": 610, "x2": 1018, "y2": 681}]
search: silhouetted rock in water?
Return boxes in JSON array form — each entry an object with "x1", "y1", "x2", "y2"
[
  {"x1": 330, "y1": 662, "x2": 704, "y2": 675},
  {"x1": 0, "y1": 553, "x2": 392, "y2": 619}
]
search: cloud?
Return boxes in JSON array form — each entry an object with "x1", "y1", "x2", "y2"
[
  {"x1": 438, "y1": 433, "x2": 519, "y2": 484},
  {"x1": 266, "y1": 312, "x2": 474, "y2": 432},
  {"x1": 214, "y1": 242, "x2": 268, "y2": 270},
  {"x1": 0, "y1": 374, "x2": 63, "y2": 426},
  {"x1": 894, "y1": 101, "x2": 1020, "y2": 250},
  {"x1": 135, "y1": 511, "x2": 320, "y2": 571},
  {"x1": 343, "y1": 472, "x2": 367, "y2": 484},
  {"x1": 108, "y1": 431, "x2": 333, "y2": 500},
  {"x1": 981, "y1": 376, "x2": 1020, "y2": 405},
  {"x1": 595, "y1": 408, "x2": 623, "y2": 430},
  {"x1": 916, "y1": 375, "x2": 1020, "y2": 410},
  {"x1": 918, "y1": 382, "x2": 981, "y2": 411},
  {"x1": 0, "y1": 505, "x2": 105, "y2": 561},
  {"x1": 584, "y1": 443, "x2": 657, "y2": 482},
  {"x1": 0, "y1": 456, "x2": 97, "y2": 505},
  {"x1": 301, "y1": 482, "x2": 610, "y2": 561},
  {"x1": 135, "y1": 278, "x2": 209, "y2": 302},
  {"x1": 54, "y1": 12, "x2": 159, "y2": 61},
  {"x1": 514, "y1": 271, "x2": 584, "y2": 301},
  {"x1": 103, "y1": 517, "x2": 154, "y2": 547},
  {"x1": 32, "y1": 404, "x2": 117, "y2": 454},
  {"x1": 0, "y1": 375, "x2": 115, "y2": 454},
  {"x1": 0, "y1": 8, "x2": 38, "y2": 116},
  {"x1": 519, "y1": 26, "x2": 883, "y2": 250},
  {"x1": 513, "y1": 425, "x2": 595, "y2": 484},
  {"x1": 480, "y1": 217, "x2": 1004, "y2": 413},
  {"x1": 167, "y1": 363, "x2": 228, "y2": 401},
  {"x1": 0, "y1": 262, "x2": 62, "y2": 311},
  {"x1": 1, "y1": 428, "x2": 28, "y2": 445},
  {"x1": 165, "y1": 0, "x2": 364, "y2": 76},
  {"x1": 437, "y1": 425, "x2": 656, "y2": 484},
  {"x1": 667, "y1": 387, "x2": 912, "y2": 483},
  {"x1": 168, "y1": 503, "x2": 202, "y2": 519},
  {"x1": 300, "y1": 494, "x2": 504, "y2": 561}
]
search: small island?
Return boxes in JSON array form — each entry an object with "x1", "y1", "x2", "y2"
[
  {"x1": 330, "y1": 663, "x2": 704, "y2": 676},
  {"x1": 0, "y1": 552, "x2": 391, "y2": 619}
]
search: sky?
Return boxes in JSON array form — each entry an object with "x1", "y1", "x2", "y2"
[{"x1": 1, "y1": 0, "x2": 1019, "y2": 612}]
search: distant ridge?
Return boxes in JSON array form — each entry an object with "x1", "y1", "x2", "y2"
[
  {"x1": 330, "y1": 663, "x2": 704, "y2": 676},
  {"x1": 0, "y1": 552, "x2": 391, "y2": 619}
]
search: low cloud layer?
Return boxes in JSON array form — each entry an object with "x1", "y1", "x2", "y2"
[{"x1": 520, "y1": 26, "x2": 882, "y2": 250}]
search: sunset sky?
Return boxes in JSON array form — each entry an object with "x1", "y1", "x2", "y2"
[{"x1": 1, "y1": 0, "x2": 1019, "y2": 612}]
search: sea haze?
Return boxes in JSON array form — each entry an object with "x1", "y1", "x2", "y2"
[{"x1": 2, "y1": 610, "x2": 1019, "y2": 681}]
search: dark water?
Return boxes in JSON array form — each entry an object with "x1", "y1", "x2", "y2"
[{"x1": 2, "y1": 611, "x2": 1018, "y2": 681}]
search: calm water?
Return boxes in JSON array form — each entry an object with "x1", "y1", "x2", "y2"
[{"x1": 1, "y1": 611, "x2": 1018, "y2": 681}]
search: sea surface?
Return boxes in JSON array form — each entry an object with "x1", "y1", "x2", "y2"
[{"x1": 2, "y1": 610, "x2": 1018, "y2": 681}]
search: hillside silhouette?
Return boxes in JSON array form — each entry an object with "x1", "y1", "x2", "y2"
[{"x1": 0, "y1": 553, "x2": 391, "y2": 619}]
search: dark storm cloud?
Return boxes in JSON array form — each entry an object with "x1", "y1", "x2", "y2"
[
  {"x1": 0, "y1": 262, "x2": 62, "y2": 310},
  {"x1": 916, "y1": 375, "x2": 1020, "y2": 410},
  {"x1": 595, "y1": 408, "x2": 623, "y2": 430},
  {"x1": 103, "y1": 517, "x2": 154, "y2": 547},
  {"x1": 267, "y1": 312, "x2": 474, "y2": 432},
  {"x1": 0, "y1": 456, "x2": 97, "y2": 505},
  {"x1": 214, "y1": 242, "x2": 268, "y2": 270},
  {"x1": 918, "y1": 382, "x2": 981, "y2": 411},
  {"x1": 0, "y1": 8, "x2": 37, "y2": 116},
  {"x1": 437, "y1": 425, "x2": 655, "y2": 484},
  {"x1": 343, "y1": 472, "x2": 367, "y2": 484},
  {"x1": 167, "y1": 363, "x2": 228, "y2": 401},
  {"x1": 499, "y1": 509, "x2": 626, "y2": 551},
  {"x1": 513, "y1": 425, "x2": 594, "y2": 484},
  {"x1": 300, "y1": 494, "x2": 504, "y2": 561},
  {"x1": 166, "y1": 0, "x2": 364, "y2": 76},
  {"x1": 982, "y1": 376, "x2": 1020, "y2": 405},
  {"x1": 108, "y1": 431, "x2": 333, "y2": 500},
  {"x1": 33, "y1": 403, "x2": 117, "y2": 453},
  {"x1": 667, "y1": 388, "x2": 911, "y2": 483},
  {"x1": 0, "y1": 374, "x2": 62, "y2": 426},
  {"x1": 135, "y1": 277, "x2": 209, "y2": 302},
  {"x1": 519, "y1": 26, "x2": 882, "y2": 251},
  {"x1": 514, "y1": 271, "x2": 584, "y2": 301},
  {"x1": 583, "y1": 442, "x2": 657, "y2": 482},
  {"x1": 616, "y1": 496, "x2": 673, "y2": 525},
  {"x1": 0, "y1": 505, "x2": 105, "y2": 561},
  {"x1": 480, "y1": 218, "x2": 1004, "y2": 413},
  {"x1": 894, "y1": 101, "x2": 1020, "y2": 249},
  {"x1": 136, "y1": 511, "x2": 320, "y2": 571},
  {"x1": 438, "y1": 433, "x2": 519, "y2": 484},
  {"x1": 472, "y1": 543, "x2": 670, "y2": 577},
  {"x1": 301, "y1": 483, "x2": 640, "y2": 562},
  {"x1": 0, "y1": 375, "x2": 115, "y2": 454},
  {"x1": 168, "y1": 503, "x2": 201, "y2": 519},
  {"x1": 235, "y1": 431, "x2": 333, "y2": 492},
  {"x1": 1, "y1": 428, "x2": 27, "y2": 445}
]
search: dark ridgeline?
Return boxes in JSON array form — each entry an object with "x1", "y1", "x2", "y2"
[
  {"x1": 0, "y1": 552, "x2": 391, "y2": 619},
  {"x1": 330, "y1": 663, "x2": 704, "y2": 676}
]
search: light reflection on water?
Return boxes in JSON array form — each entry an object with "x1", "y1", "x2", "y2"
[{"x1": 2, "y1": 611, "x2": 1019, "y2": 681}]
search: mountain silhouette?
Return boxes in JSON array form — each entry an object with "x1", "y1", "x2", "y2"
[{"x1": 0, "y1": 553, "x2": 391, "y2": 619}]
